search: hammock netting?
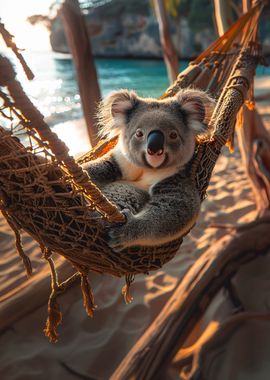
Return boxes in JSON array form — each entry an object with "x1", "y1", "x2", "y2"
[{"x1": 0, "y1": 3, "x2": 264, "y2": 341}]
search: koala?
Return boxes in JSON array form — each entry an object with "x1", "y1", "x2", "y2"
[{"x1": 82, "y1": 88, "x2": 215, "y2": 252}]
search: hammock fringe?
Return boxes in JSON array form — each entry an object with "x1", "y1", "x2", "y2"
[{"x1": 0, "y1": 2, "x2": 264, "y2": 340}]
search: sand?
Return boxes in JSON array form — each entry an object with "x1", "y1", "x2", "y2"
[{"x1": 0, "y1": 81, "x2": 270, "y2": 379}]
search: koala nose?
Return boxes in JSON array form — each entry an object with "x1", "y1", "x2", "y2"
[{"x1": 147, "y1": 130, "x2": 164, "y2": 156}]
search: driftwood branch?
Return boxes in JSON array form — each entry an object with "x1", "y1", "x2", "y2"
[
  {"x1": 174, "y1": 311, "x2": 270, "y2": 380},
  {"x1": 59, "y1": 0, "x2": 101, "y2": 146},
  {"x1": 209, "y1": 212, "x2": 270, "y2": 231},
  {"x1": 111, "y1": 218, "x2": 270, "y2": 380}
]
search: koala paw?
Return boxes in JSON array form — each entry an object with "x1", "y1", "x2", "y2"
[
  {"x1": 121, "y1": 208, "x2": 134, "y2": 223},
  {"x1": 107, "y1": 209, "x2": 135, "y2": 252}
]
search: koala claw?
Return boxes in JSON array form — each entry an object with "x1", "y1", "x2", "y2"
[
  {"x1": 108, "y1": 228, "x2": 127, "y2": 252},
  {"x1": 121, "y1": 208, "x2": 133, "y2": 222},
  {"x1": 107, "y1": 209, "x2": 135, "y2": 252}
]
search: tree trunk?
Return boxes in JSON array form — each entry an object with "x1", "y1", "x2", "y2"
[
  {"x1": 153, "y1": 0, "x2": 179, "y2": 84},
  {"x1": 59, "y1": 0, "x2": 101, "y2": 147},
  {"x1": 213, "y1": 0, "x2": 232, "y2": 35},
  {"x1": 242, "y1": 0, "x2": 252, "y2": 13}
]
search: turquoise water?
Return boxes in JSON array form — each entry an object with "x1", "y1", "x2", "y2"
[
  {"x1": 5, "y1": 50, "x2": 270, "y2": 128},
  {"x1": 9, "y1": 51, "x2": 180, "y2": 126}
]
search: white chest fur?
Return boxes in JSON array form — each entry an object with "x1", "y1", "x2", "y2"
[
  {"x1": 113, "y1": 145, "x2": 178, "y2": 193},
  {"x1": 133, "y1": 167, "x2": 177, "y2": 192}
]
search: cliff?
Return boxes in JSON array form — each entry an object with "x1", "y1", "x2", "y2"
[
  {"x1": 50, "y1": 0, "x2": 214, "y2": 58},
  {"x1": 49, "y1": 0, "x2": 270, "y2": 59}
]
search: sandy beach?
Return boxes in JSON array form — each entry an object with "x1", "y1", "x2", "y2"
[{"x1": 0, "y1": 78, "x2": 269, "y2": 379}]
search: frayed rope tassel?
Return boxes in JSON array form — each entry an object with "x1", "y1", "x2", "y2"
[
  {"x1": 81, "y1": 273, "x2": 96, "y2": 317},
  {"x1": 44, "y1": 294, "x2": 62, "y2": 343},
  {"x1": 122, "y1": 274, "x2": 135, "y2": 304}
]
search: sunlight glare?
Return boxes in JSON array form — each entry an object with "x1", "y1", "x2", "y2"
[
  {"x1": 52, "y1": 119, "x2": 91, "y2": 157},
  {"x1": 0, "y1": 0, "x2": 54, "y2": 52}
]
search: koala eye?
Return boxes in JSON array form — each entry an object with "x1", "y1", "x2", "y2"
[
  {"x1": 135, "y1": 129, "x2": 144, "y2": 138},
  {"x1": 169, "y1": 130, "x2": 178, "y2": 140}
]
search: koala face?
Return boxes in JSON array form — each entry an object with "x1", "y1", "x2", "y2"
[
  {"x1": 120, "y1": 104, "x2": 196, "y2": 169},
  {"x1": 98, "y1": 88, "x2": 215, "y2": 170}
]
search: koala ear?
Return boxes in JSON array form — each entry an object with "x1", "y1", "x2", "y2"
[
  {"x1": 110, "y1": 90, "x2": 138, "y2": 118},
  {"x1": 175, "y1": 88, "x2": 216, "y2": 135},
  {"x1": 97, "y1": 90, "x2": 138, "y2": 138}
]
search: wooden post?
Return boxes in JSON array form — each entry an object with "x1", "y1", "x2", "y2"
[
  {"x1": 213, "y1": 0, "x2": 231, "y2": 35},
  {"x1": 59, "y1": 0, "x2": 101, "y2": 147},
  {"x1": 153, "y1": 0, "x2": 179, "y2": 84},
  {"x1": 242, "y1": 0, "x2": 252, "y2": 13},
  {"x1": 214, "y1": 0, "x2": 270, "y2": 215}
]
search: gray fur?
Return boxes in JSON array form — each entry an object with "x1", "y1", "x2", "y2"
[{"x1": 82, "y1": 88, "x2": 215, "y2": 251}]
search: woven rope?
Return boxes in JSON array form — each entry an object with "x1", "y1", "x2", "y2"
[
  {"x1": 0, "y1": 55, "x2": 124, "y2": 223},
  {"x1": 0, "y1": 4, "x2": 263, "y2": 340},
  {"x1": 0, "y1": 3, "x2": 261, "y2": 275}
]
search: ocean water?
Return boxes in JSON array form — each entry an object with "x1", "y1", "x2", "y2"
[
  {"x1": 7, "y1": 51, "x2": 181, "y2": 127},
  {"x1": 2, "y1": 49, "x2": 270, "y2": 155},
  {"x1": 5, "y1": 50, "x2": 270, "y2": 128}
]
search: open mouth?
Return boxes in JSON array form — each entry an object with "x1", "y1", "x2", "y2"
[{"x1": 144, "y1": 151, "x2": 167, "y2": 168}]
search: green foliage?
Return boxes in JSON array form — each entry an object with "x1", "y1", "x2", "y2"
[
  {"x1": 164, "y1": 0, "x2": 181, "y2": 17},
  {"x1": 150, "y1": 0, "x2": 190, "y2": 18},
  {"x1": 151, "y1": 0, "x2": 212, "y2": 26}
]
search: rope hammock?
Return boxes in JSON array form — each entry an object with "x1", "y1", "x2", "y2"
[{"x1": 0, "y1": 2, "x2": 264, "y2": 341}]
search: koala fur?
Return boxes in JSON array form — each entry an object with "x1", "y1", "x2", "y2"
[{"x1": 82, "y1": 88, "x2": 215, "y2": 252}]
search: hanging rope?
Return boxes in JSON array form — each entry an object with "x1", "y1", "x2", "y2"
[{"x1": 0, "y1": 2, "x2": 263, "y2": 340}]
